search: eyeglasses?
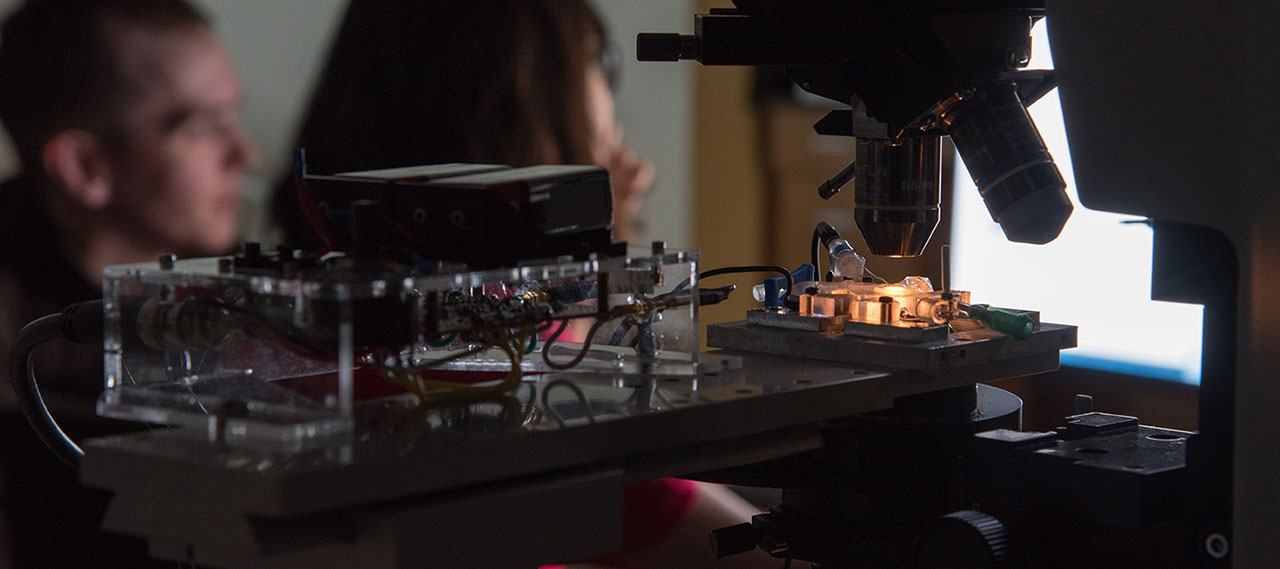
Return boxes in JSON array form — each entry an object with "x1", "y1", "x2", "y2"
[{"x1": 596, "y1": 41, "x2": 621, "y2": 90}]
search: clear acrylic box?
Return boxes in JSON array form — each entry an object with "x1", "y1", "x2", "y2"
[{"x1": 98, "y1": 249, "x2": 699, "y2": 449}]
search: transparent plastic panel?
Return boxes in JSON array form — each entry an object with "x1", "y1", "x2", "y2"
[
  {"x1": 399, "y1": 248, "x2": 701, "y2": 381},
  {"x1": 99, "y1": 250, "x2": 699, "y2": 448},
  {"x1": 100, "y1": 258, "x2": 393, "y2": 447}
]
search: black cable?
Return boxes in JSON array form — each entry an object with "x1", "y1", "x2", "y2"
[
  {"x1": 701, "y1": 265, "x2": 795, "y2": 298},
  {"x1": 540, "y1": 379, "x2": 596, "y2": 428},
  {"x1": 9, "y1": 300, "x2": 103, "y2": 470},
  {"x1": 811, "y1": 225, "x2": 822, "y2": 281},
  {"x1": 669, "y1": 265, "x2": 794, "y2": 299},
  {"x1": 607, "y1": 318, "x2": 634, "y2": 346},
  {"x1": 541, "y1": 318, "x2": 609, "y2": 370},
  {"x1": 521, "y1": 382, "x2": 538, "y2": 425},
  {"x1": 813, "y1": 221, "x2": 846, "y2": 282}
]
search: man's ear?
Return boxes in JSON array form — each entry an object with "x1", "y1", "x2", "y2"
[{"x1": 41, "y1": 130, "x2": 113, "y2": 210}]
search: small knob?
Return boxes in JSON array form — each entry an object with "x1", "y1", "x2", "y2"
[{"x1": 912, "y1": 510, "x2": 1010, "y2": 569}]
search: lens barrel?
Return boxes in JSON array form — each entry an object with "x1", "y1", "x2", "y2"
[
  {"x1": 945, "y1": 84, "x2": 1072, "y2": 245},
  {"x1": 853, "y1": 136, "x2": 942, "y2": 257}
]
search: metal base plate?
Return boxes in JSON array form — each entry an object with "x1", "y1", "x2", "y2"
[
  {"x1": 80, "y1": 323, "x2": 1076, "y2": 568},
  {"x1": 708, "y1": 319, "x2": 1076, "y2": 372}
]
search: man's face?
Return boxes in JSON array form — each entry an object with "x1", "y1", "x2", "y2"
[{"x1": 103, "y1": 25, "x2": 258, "y2": 256}]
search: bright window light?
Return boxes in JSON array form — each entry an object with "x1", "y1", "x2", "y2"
[{"x1": 950, "y1": 20, "x2": 1203, "y2": 384}]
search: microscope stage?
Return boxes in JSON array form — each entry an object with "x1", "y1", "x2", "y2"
[{"x1": 79, "y1": 344, "x2": 1068, "y2": 568}]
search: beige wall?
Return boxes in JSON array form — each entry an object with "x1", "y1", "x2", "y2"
[
  {"x1": 592, "y1": 0, "x2": 696, "y2": 249},
  {"x1": 195, "y1": 0, "x2": 350, "y2": 240},
  {"x1": 690, "y1": 0, "x2": 767, "y2": 326}
]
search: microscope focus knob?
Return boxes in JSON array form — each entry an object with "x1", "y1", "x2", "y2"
[{"x1": 911, "y1": 510, "x2": 1011, "y2": 569}]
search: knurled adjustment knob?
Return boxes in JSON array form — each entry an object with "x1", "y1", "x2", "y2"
[{"x1": 911, "y1": 510, "x2": 1011, "y2": 569}]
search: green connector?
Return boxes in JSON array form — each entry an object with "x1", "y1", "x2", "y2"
[{"x1": 967, "y1": 305, "x2": 1034, "y2": 341}]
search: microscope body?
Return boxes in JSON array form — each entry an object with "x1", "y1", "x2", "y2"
[
  {"x1": 1049, "y1": 1, "x2": 1280, "y2": 564},
  {"x1": 644, "y1": 1, "x2": 1272, "y2": 566}
]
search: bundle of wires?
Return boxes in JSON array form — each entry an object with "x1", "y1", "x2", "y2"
[{"x1": 379, "y1": 327, "x2": 531, "y2": 405}]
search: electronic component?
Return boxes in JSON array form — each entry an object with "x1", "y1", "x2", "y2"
[
  {"x1": 299, "y1": 163, "x2": 617, "y2": 268},
  {"x1": 778, "y1": 273, "x2": 1034, "y2": 341},
  {"x1": 814, "y1": 221, "x2": 866, "y2": 278},
  {"x1": 794, "y1": 276, "x2": 959, "y2": 325},
  {"x1": 27, "y1": 165, "x2": 1075, "y2": 569},
  {"x1": 711, "y1": 264, "x2": 1056, "y2": 372},
  {"x1": 97, "y1": 247, "x2": 702, "y2": 449},
  {"x1": 752, "y1": 264, "x2": 815, "y2": 308}
]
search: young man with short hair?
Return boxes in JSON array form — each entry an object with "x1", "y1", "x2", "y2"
[{"x1": 0, "y1": 1, "x2": 257, "y2": 565}]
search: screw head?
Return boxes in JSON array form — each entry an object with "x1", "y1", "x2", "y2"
[
  {"x1": 1006, "y1": 46, "x2": 1031, "y2": 69},
  {"x1": 1205, "y1": 532, "x2": 1230, "y2": 560}
]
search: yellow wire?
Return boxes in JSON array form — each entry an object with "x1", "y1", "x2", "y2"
[{"x1": 381, "y1": 327, "x2": 530, "y2": 404}]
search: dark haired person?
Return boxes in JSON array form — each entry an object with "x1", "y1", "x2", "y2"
[
  {"x1": 273, "y1": 2, "x2": 770, "y2": 568},
  {"x1": 271, "y1": 0, "x2": 652, "y2": 245},
  {"x1": 0, "y1": 1, "x2": 258, "y2": 566}
]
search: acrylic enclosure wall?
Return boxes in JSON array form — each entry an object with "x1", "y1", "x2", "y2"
[{"x1": 98, "y1": 250, "x2": 699, "y2": 448}]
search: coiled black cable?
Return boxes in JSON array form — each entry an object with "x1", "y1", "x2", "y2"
[
  {"x1": 9, "y1": 300, "x2": 103, "y2": 469},
  {"x1": 541, "y1": 317, "x2": 610, "y2": 370}
]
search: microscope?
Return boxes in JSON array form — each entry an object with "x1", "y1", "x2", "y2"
[
  {"x1": 635, "y1": 1, "x2": 1237, "y2": 567},
  {"x1": 640, "y1": 0, "x2": 1073, "y2": 258}
]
